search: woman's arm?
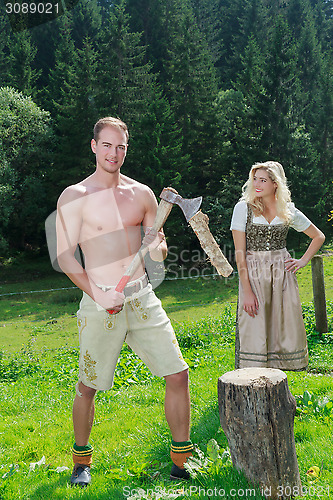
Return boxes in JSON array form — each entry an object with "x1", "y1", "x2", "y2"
[
  {"x1": 285, "y1": 224, "x2": 325, "y2": 273},
  {"x1": 232, "y1": 230, "x2": 259, "y2": 317}
]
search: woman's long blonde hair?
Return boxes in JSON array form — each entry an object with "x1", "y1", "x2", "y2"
[{"x1": 240, "y1": 161, "x2": 292, "y2": 222}]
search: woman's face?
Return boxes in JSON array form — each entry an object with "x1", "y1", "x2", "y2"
[{"x1": 253, "y1": 168, "x2": 277, "y2": 199}]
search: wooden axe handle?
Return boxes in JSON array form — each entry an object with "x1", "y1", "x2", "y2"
[{"x1": 107, "y1": 198, "x2": 173, "y2": 313}]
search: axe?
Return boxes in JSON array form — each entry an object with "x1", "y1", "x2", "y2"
[
  {"x1": 161, "y1": 188, "x2": 233, "y2": 278},
  {"x1": 107, "y1": 187, "x2": 201, "y2": 313}
]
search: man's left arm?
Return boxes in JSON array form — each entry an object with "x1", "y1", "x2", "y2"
[{"x1": 142, "y1": 187, "x2": 168, "y2": 262}]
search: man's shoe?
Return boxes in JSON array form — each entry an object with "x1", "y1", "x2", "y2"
[
  {"x1": 170, "y1": 463, "x2": 190, "y2": 481},
  {"x1": 70, "y1": 464, "x2": 91, "y2": 487}
]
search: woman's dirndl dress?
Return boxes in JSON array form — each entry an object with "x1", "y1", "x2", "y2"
[{"x1": 232, "y1": 202, "x2": 309, "y2": 371}]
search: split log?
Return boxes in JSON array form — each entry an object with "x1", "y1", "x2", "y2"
[
  {"x1": 218, "y1": 368, "x2": 302, "y2": 499},
  {"x1": 188, "y1": 210, "x2": 233, "y2": 277}
]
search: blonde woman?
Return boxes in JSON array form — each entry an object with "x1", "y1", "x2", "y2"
[{"x1": 231, "y1": 161, "x2": 325, "y2": 370}]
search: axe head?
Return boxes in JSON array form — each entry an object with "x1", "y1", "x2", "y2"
[{"x1": 160, "y1": 187, "x2": 202, "y2": 222}]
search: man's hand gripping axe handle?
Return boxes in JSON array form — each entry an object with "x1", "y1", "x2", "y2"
[{"x1": 107, "y1": 188, "x2": 178, "y2": 314}]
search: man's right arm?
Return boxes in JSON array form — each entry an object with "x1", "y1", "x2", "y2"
[{"x1": 56, "y1": 186, "x2": 124, "y2": 311}]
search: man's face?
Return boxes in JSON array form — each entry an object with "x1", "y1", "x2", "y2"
[{"x1": 91, "y1": 126, "x2": 128, "y2": 174}]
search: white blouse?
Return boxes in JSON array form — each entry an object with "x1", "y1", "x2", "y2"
[{"x1": 230, "y1": 201, "x2": 311, "y2": 233}]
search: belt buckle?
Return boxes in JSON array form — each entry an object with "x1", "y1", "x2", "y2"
[
  {"x1": 125, "y1": 281, "x2": 138, "y2": 298},
  {"x1": 125, "y1": 276, "x2": 147, "y2": 297}
]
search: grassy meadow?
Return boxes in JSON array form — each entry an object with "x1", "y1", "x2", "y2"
[{"x1": 0, "y1": 252, "x2": 333, "y2": 499}]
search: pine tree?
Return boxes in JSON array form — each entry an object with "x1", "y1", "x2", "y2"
[
  {"x1": 30, "y1": 20, "x2": 60, "y2": 107},
  {"x1": 127, "y1": 0, "x2": 221, "y2": 195},
  {"x1": 230, "y1": 35, "x2": 267, "y2": 169},
  {"x1": 258, "y1": 16, "x2": 321, "y2": 222},
  {"x1": 127, "y1": 0, "x2": 221, "y2": 196},
  {"x1": 47, "y1": 13, "x2": 77, "y2": 118},
  {"x1": 287, "y1": 0, "x2": 323, "y2": 116},
  {"x1": 97, "y1": 0, "x2": 153, "y2": 123},
  {"x1": 216, "y1": 0, "x2": 248, "y2": 85},
  {"x1": 6, "y1": 30, "x2": 41, "y2": 97},
  {"x1": 159, "y1": 0, "x2": 219, "y2": 194},
  {"x1": 311, "y1": 0, "x2": 333, "y2": 48},
  {"x1": 0, "y1": 9, "x2": 12, "y2": 87},
  {"x1": 70, "y1": 0, "x2": 102, "y2": 49},
  {"x1": 124, "y1": 0, "x2": 165, "y2": 70},
  {"x1": 190, "y1": 0, "x2": 222, "y2": 65},
  {"x1": 216, "y1": 0, "x2": 268, "y2": 87},
  {"x1": 50, "y1": 33, "x2": 100, "y2": 192},
  {"x1": 308, "y1": 55, "x2": 333, "y2": 226},
  {"x1": 47, "y1": 13, "x2": 86, "y2": 193},
  {"x1": 257, "y1": 16, "x2": 300, "y2": 158},
  {"x1": 126, "y1": 83, "x2": 189, "y2": 192}
]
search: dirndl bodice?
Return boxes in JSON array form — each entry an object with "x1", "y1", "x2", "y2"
[{"x1": 246, "y1": 205, "x2": 289, "y2": 251}]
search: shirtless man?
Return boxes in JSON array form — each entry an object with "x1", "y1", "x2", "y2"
[{"x1": 56, "y1": 117, "x2": 192, "y2": 487}]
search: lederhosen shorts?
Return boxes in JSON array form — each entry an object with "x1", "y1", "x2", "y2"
[{"x1": 76, "y1": 275, "x2": 188, "y2": 391}]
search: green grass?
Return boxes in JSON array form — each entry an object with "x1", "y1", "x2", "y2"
[{"x1": 0, "y1": 253, "x2": 333, "y2": 499}]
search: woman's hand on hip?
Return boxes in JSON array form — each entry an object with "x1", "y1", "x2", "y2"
[{"x1": 285, "y1": 257, "x2": 307, "y2": 273}]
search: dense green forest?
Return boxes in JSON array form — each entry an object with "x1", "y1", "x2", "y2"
[{"x1": 0, "y1": 0, "x2": 332, "y2": 258}]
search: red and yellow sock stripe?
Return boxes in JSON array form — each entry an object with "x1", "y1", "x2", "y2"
[
  {"x1": 72, "y1": 443, "x2": 93, "y2": 467},
  {"x1": 170, "y1": 440, "x2": 193, "y2": 469}
]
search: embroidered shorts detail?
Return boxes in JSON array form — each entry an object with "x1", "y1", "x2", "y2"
[{"x1": 76, "y1": 284, "x2": 188, "y2": 391}]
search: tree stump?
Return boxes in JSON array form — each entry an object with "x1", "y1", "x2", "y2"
[{"x1": 218, "y1": 368, "x2": 302, "y2": 499}]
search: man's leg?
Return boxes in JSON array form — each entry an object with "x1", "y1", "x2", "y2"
[
  {"x1": 164, "y1": 369, "x2": 193, "y2": 479},
  {"x1": 71, "y1": 382, "x2": 96, "y2": 487},
  {"x1": 164, "y1": 370, "x2": 190, "y2": 441},
  {"x1": 73, "y1": 382, "x2": 96, "y2": 445}
]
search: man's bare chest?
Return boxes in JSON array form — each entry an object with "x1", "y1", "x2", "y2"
[{"x1": 80, "y1": 189, "x2": 145, "y2": 238}]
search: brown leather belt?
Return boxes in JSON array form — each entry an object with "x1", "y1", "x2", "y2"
[{"x1": 124, "y1": 275, "x2": 149, "y2": 297}]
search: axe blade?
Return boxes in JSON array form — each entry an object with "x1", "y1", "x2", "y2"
[
  {"x1": 160, "y1": 188, "x2": 202, "y2": 221},
  {"x1": 181, "y1": 196, "x2": 202, "y2": 222}
]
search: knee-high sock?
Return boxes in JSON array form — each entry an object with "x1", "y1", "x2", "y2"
[
  {"x1": 170, "y1": 440, "x2": 193, "y2": 469},
  {"x1": 72, "y1": 443, "x2": 93, "y2": 467}
]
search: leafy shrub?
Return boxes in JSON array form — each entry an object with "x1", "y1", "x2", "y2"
[
  {"x1": 303, "y1": 300, "x2": 333, "y2": 336},
  {"x1": 0, "y1": 349, "x2": 40, "y2": 382},
  {"x1": 302, "y1": 303, "x2": 317, "y2": 334},
  {"x1": 113, "y1": 345, "x2": 154, "y2": 389},
  {"x1": 176, "y1": 306, "x2": 235, "y2": 349},
  {"x1": 41, "y1": 347, "x2": 78, "y2": 385},
  {"x1": 296, "y1": 390, "x2": 333, "y2": 423},
  {"x1": 184, "y1": 439, "x2": 232, "y2": 479}
]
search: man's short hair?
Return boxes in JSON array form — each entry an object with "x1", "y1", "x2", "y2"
[{"x1": 93, "y1": 117, "x2": 129, "y2": 143}]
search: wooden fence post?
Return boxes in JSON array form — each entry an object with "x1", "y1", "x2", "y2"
[{"x1": 311, "y1": 255, "x2": 328, "y2": 334}]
